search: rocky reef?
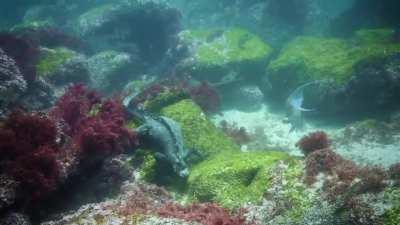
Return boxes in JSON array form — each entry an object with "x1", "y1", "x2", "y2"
[{"x1": 0, "y1": 1, "x2": 400, "y2": 225}]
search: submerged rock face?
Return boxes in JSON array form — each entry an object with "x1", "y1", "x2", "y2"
[
  {"x1": 72, "y1": 1, "x2": 181, "y2": 63},
  {"x1": 317, "y1": 53, "x2": 400, "y2": 117},
  {"x1": 265, "y1": 28, "x2": 400, "y2": 117},
  {"x1": 36, "y1": 47, "x2": 90, "y2": 86},
  {"x1": 179, "y1": 28, "x2": 272, "y2": 84},
  {"x1": 0, "y1": 175, "x2": 19, "y2": 212},
  {"x1": 0, "y1": 48, "x2": 27, "y2": 117},
  {"x1": 329, "y1": 0, "x2": 400, "y2": 36},
  {"x1": 188, "y1": 151, "x2": 292, "y2": 209},
  {"x1": 87, "y1": 50, "x2": 137, "y2": 93},
  {"x1": 1, "y1": 212, "x2": 31, "y2": 225}
]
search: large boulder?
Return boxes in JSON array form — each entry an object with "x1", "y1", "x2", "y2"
[
  {"x1": 87, "y1": 50, "x2": 138, "y2": 93},
  {"x1": 36, "y1": 47, "x2": 90, "y2": 86},
  {"x1": 179, "y1": 28, "x2": 273, "y2": 84},
  {"x1": 187, "y1": 151, "x2": 292, "y2": 208},
  {"x1": 318, "y1": 53, "x2": 400, "y2": 118},
  {"x1": 265, "y1": 28, "x2": 400, "y2": 116},
  {"x1": 71, "y1": 1, "x2": 181, "y2": 63}
]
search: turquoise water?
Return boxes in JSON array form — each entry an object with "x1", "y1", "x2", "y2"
[{"x1": 0, "y1": 1, "x2": 400, "y2": 224}]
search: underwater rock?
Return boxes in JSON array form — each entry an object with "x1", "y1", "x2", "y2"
[
  {"x1": 72, "y1": 1, "x2": 181, "y2": 63},
  {"x1": 179, "y1": 28, "x2": 272, "y2": 84},
  {"x1": 12, "y1": 23, "x2": 86, "y2": 52},
  {"x1": 317, "y1": 52, "x2": 400, "y2": 117},
  {"x1": 87, "y1": 50, "x2": 137, "y2": 93},
  {"x1": 17, "y1": 78, "x2": 55, "y2": 111},
  {"x1": 0, "y1": 48, "x2": 27, "y2": 118},
  {"x1": 0, "y1": 174, "x2": 19, "y2": 212},
  {"x1": 88, "y1": 155, "x2": 134, "y2": 198},
  {"x1": 0, "y1": 33, "x2": 40, "y2": 83},
  {"x1": 41, "y1": 182, "x2": 174, "y2": 225},
  {"x1": 0, "y1": 212, "x2": 31, "y2": 225},
  {"x1": 187, "y1": 151, "x2": 293, "y2": 209},
  {"x1": 220, "y1": 84, "x2": 264, "y2": 112},
  {"x1": 36, "y1": 48, "x2": 89, "y2": 86},
  {"x1": 160, "y1": 99, "x2": 240, "y2": 163},
  {"x1": 265, "y1": 29, "x2": 400, "y2": 104},
  {"x1": 329, "y1": 0, "x2": 400, "y2": 37}
]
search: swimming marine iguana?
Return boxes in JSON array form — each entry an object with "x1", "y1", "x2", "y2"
[
  {"x1": 286, "y1": 81, "x2": 320, "y2": 132},
  {"x1": 124, "y1": 104, "x2": 190, "y2": 177}
]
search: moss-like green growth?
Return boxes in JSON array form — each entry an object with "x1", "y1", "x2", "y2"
[
  {"x1": 185, "y1": 28, "x2": 272, "y2": 66},
  {"x1": 129, "y1": 149, "x2": 157, "y2": 182},
  {"x1": 267, "y1": 28, "x2": 400, "y2": 86},
  {"x1": 384, "y1": 205, "x2": 400, "y2": 225},
  {"x1": 10, "y1": 20, "x2": 54, "y2": 33},
  {"x1": 353, "y1": 28, "x2": 395, "y2": 45},
  {"x1": 36, "y1": 48, "x2": 75, "y2": 77},
  {"x1": 268, "y1": 36, "x2": 352, "y2": 84},
  {"x1": 181, "y1": 28, "x2": 273, "y2": 80},
  {"x1": 267, "y1": 161, "x2": 318, "y2": 224},
  {"x1": 160, "y1": 99, "x2": 240, "y2": 162},
  {"x1": 187, "y1": 151, "x2": 293, "y2": 209},
  {"x1": 382, "y1": 188, "x2": 400, "y2": 225},
  {"x1": 144, "y1": 89, "x2": 189, "y2": 113}
]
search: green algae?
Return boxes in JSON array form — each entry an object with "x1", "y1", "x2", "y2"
[
  {"x1": 36, "y1": 48, "x2": 75, "y2": 77},
  {"x1": 268, "y1": 36, "x2": 352, "y2": 84},
  {"x1": 382, "y1": 188, "x2": 400, "y2": 225},
  {"x1": 160, "y1": 99, "x2": 240, "y2": 162},
  {"x1": 267, "y1": 28, "x2": 400, "y2": 85},
  {"x1": 181, "y1": 28, "x2": 273, "y2": 80},
  {"x1": 10, "y1": 20, "x2": 54, "y2": 33},
  {"x1": 132, "y1": 149, "x2": 157, "y2": 182},
  {"x1": 187, "y1": 151, "x2": 293, "y2": 209},
  {"x1": 144, "y1": 89, "x2": 189, "y2": 113},
  {"x1": 190, "y1": 28, "x2": 271, "y2": 65}
]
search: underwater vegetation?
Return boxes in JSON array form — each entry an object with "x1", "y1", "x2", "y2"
[
  {"x1": 1, "y1": 0, "x2": 400, "y2": 225},
  {"x1": 0, "y1": 84, "x2": 137, "y2": 218}
]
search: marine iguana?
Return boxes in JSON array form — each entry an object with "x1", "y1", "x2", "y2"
[{"x1": 124, "y1": 103, "x2": 190, "y2": 177}]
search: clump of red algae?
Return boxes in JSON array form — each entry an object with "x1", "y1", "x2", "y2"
[
  {"x1": 219, "y1": 120, "x2": 252, "y2": 146},
  {"x1": 296, "y1": 131, "x2": 330, "y2": 156},
  {"x1": 188, "y1": 81, "x2": 220, "y2": 113},
  {"x1": 50, "y1": 84, "x2": 138, "y2": 164},
  {"x1": 295, "y1": 131, "x2": 392, "y2": 225},
  {"x1": 0, "y1": 110, "x2": 60, "y2": 202},
  {"x1": 157, "y1": 202, "x2": 257, "y2": 225},
  {"x1": 0, "y1": 84, "x2": 138, "y2": 205}
]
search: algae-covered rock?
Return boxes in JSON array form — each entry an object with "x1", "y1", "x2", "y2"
[
  {"x1": 36, "y1": 47, "x2": 89, "y2": 86},
  {"x1": 144, "y1": 89, "x2": 189, "y2": 113},
  {"x1": 87, "y1": 50, "x2": 135, "y2": 92},
  {"x1": 160, "y1": 99, "x2": 240, "y2": 162},
  {"x1": 382, "y1": 188, "x2": 400, "y2": 225},
  {"x1": 180, "y1": 28, "x2": 273, "y2": 82},
  {"x1": 36, "y1": 47, "x2": 75, "y2": 77},
  {"x1": 73, "y1": 3, "x2": 138, "y2": 37},
  {"x1": 10, "y1": 20, "x2": 54, "y2": 33},
  {"x1": 266, "y1": 28, "x2": 400, "y2": 101},
  {"x1": 187, "y1": 151, "x2": 293, "y2": 209},
  {"x1": 72, "y1": 1, "x2": 181, "y2": 63}
]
